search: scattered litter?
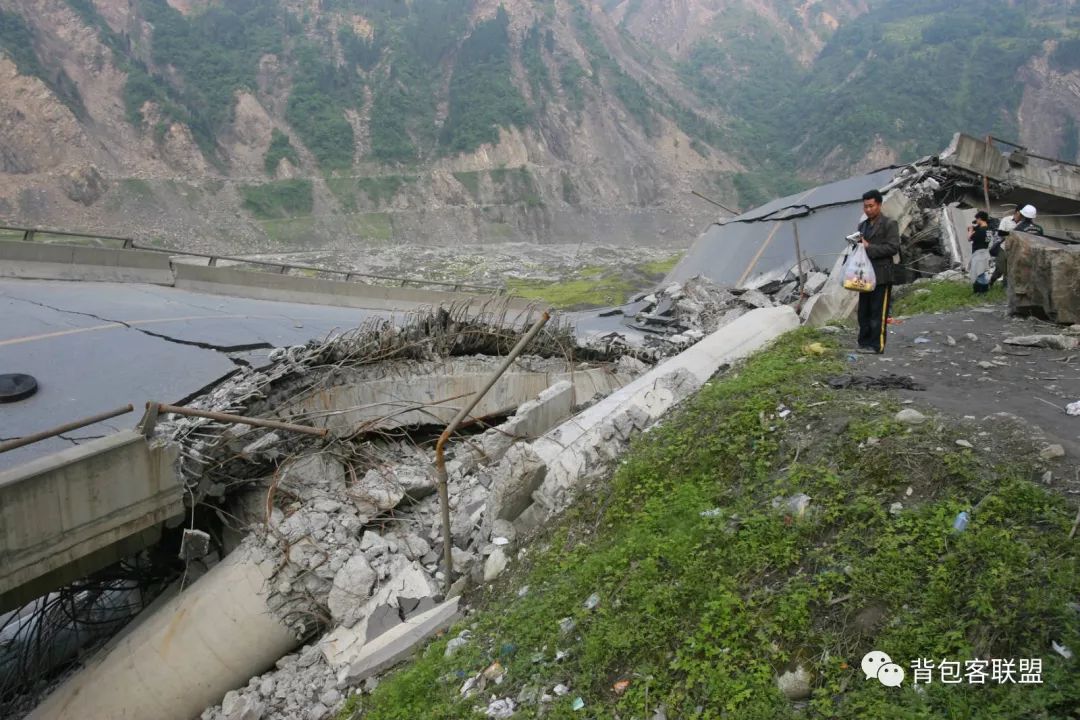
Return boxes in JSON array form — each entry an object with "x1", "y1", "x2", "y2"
[
  {"x1": 802, "y1": 342, "x2": 826, "y2": 356},
  {"x1": 827, "y1": 374, "x2": 925, "y2": 391},
  {"x1": 889, "y1": 502, "x2": 903, "y2": 515},
  {"x1": 1052, "y1": 641, "x2": 1073, "y2": 660},
  {"x1": 558, "y1": 617, "x2": 576, "y2": 635},
  {"x1": 553, "y1": 684, "x2": 570, "y2": 696},
  {"x1": 1067, "y1": 401, "x2": 1080, "y2": 417},
  {"x1": 485, "y1": 698, "x2": 516, "y2": 718},
  {"x1": 777, "y1": 404, "x2": 792, "y2": 418},
  {"x1": 492, "y1": 537, "x2": 511, "y2": 546},
  {"x1": 699, "y1": 508, "x2": 723, "y2": 518},
  {"x1": 955, "y1": 440, "x2": 973, "y2": 448},
  {"x1": 572, "y1": 697, "x2": 585, "y2": 711},
  {"x1": 951, "y1": 511, "x2": 970, "y2": 533},
  {"x1": 483, "y1": 662, "x2": 506, "y2": 684},
  {"x1": 945, "y1": 336, "x2": 956, "y2": 346},
  {"x1": 461, "y1": 674, "x2": 482, "y2": 696},
  {"x1": 583, "y1": 593, "x2": 601, "y2": 611},
  {"x1": 517, "y1": 586, "x2": 530, "y2": 598},
  {"x1": 914, "y1": 337, "x2": 931, "y2": 344},
  {"x1": 964, "y1": 333, "x2": 979, "y2": 342},
  {"x1": 612, "y1": 679, "x2": 631, "y2": 695},
  {"x1": 555, "y1": 650, "x2": 570, "y2": 661}
]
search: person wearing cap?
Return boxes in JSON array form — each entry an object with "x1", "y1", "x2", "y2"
[
  {"x1": 989, "y1": 204, "x2": 1039, "y2": 288},
  {"x1": 968, "y1": 210, "x2": 991, "y2": 293}
]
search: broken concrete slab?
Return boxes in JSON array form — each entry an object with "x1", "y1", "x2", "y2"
[
  {"x1": 279, "y1": 454, "x2": 345, "y2": 493},
  {"x1": 327, "y1": 555, "x2": 376, "y2": 627},
  {"x1": 350, "y1": 469, "x2": 406, "y2": 520},
  {"x1": 470, "y1": 380, "x2": 576, "y2": 467},
  {"x1": 485, "y1": 445, "x2": 548, "y2": 524},
  {"x1": 333, "y1": 598, "x2": 460, "y2": 686}
]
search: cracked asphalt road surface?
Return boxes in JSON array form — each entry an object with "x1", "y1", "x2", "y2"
[{"x1": 0, "y1": 279, "x2": 391, "y2": 470}]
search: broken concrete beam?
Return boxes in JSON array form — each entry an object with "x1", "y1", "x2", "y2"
[
  {"x1": 285, "y1": 360, "x2": 629, "y2": 434},
  {"x1": 332, "y1": 597, "x2": 460, "y2": 686},
  {"x1": 487, "y1": 307, "x2": 799, "y2": 527},
  {"x1": 1006, "y1": 232, "x2": 1080, "y2": 325},
  {"x1": 27, "y1": 543, "x2": 298, "y2": 720}
]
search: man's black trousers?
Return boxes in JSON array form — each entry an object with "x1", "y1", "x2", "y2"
[{"x1": 857, "y1": 284, "x2": 891, "y2": 353}]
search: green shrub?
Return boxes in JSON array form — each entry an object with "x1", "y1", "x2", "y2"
[
  {"x1": 240, "y1": 179, "x2": 314, "y2": 219},
  {"x1": 264, "y1": 129, "x2": 300, "y2": 175},
  {"x1": 439, "y1": 8, "x2": 528, "y2": 155}
]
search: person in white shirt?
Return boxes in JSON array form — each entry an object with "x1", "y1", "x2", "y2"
[{"x1": 989, "y1": 204, "x2": 1037, "y2": 288}]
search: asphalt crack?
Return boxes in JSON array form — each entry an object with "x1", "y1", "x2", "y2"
[{"x1": 4, "y1": 294, "x2": 273, "y2": 364}]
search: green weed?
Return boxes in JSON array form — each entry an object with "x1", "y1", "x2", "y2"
[{"x1": 340, "y1": 328, "x2": 1080, "y2": 719}]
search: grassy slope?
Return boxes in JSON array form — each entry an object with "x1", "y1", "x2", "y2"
[
  {"x1": 891, "y1": 280, "x2": 1007, "y2": 317},
  {"x1": 341, "y1": 306, "x2": 1080, "y2": 719}
]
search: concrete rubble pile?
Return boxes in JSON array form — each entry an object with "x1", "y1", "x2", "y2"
[
  {"x1": 625, "y1": 276, "x2": 781, "y2": 350},
  {"x1": 119, "y1": 298, "x2": 792, "y2": 720},
  {"x1": 112, "y1": 303, "x2": 645, "y2": 720}
]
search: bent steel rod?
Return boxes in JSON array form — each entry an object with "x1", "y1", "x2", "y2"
[
  {"x1": 153, "y1": 403, "x2": 329, "y2": 437},
  {"x1": 434, "y1": 310, "x2": 551, "y2": 594},
  {"x1": 0, "y1": 404, "x2": 134, "y2": 453}
]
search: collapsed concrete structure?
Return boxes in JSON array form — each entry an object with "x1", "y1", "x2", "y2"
[
  {"x1": 575, "y1": 133, "x2": 1080, "y2": 348},
  {"x1": 13, "y1": 134, "x2": 1080, "y2": 720}
]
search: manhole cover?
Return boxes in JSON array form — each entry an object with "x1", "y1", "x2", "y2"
[{"x1": 0, "y1": 373, "x2": 38, "y2": 403}]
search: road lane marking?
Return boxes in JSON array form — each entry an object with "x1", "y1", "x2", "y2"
[{"x1": 0, "y1": 315, "x2": 254, "y2": 347}]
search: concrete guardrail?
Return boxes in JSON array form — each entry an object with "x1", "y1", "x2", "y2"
[{"x1": 0, "y1": 431, "x2": 183, "y2": 612}]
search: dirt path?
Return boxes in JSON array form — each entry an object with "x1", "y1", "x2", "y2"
[{"x1": 836, "y1": 302, "x2": 1080, "y2": 490}]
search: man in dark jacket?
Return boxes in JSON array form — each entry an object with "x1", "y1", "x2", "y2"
[{"x1": 855, "y1": 189, "x2": 900, "y2": 354}]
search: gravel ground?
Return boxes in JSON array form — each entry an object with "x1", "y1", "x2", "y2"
[{"x1": 837, "y1": 302, "x2": 1080, "y2": 479}]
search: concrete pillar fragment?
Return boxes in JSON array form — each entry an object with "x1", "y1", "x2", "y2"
[{"x1": 27, "y1": 544, "x2": 297, "y2": 720}]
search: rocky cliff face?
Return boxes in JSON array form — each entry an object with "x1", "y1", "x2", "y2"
[
  {"x1": 0, "y1": 0, "x2": 741, "y2": 253},
  {"x1": 0, "y1": 0, "x2": 1077, "y2": 254}
]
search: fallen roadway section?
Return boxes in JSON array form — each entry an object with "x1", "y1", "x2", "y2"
[{"x1": 20, "y1": 305, "x2": 798, "y2": 720}]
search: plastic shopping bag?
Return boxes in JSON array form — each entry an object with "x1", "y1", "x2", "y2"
[{"x1": 843, "y1": 244, "x2": 877, "y2": 292}]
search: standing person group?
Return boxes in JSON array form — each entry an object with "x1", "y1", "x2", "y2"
[
  {"x1": 854, "y1": 189, "x2": 900, "y2": 354},
  {"x1": 988, "y1": 204, "x2": 1039, "y2": 289}
]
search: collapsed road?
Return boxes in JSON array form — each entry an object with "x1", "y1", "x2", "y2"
[{"x1": 4, "y1": 132, "x2": 1079, "y2": 720}]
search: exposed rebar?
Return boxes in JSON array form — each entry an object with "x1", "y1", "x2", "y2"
[
  {"x1": 152, "y1": 403, "x2": 329, "y2": 438},
  {"x1": 434, "y1": 310, "x2": 551, "y2": 594},
  {"x1": 0, "y1": 405, "x2": 134, "y2": 454}
]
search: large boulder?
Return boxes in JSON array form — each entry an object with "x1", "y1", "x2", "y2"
[{"x1": 1007, "y1": 232, "x2": 1080, "y2": 324}]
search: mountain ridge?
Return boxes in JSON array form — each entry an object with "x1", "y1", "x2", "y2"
[{"x1": 0, "y1": 0, "x2": 1077, "y2": 252}]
